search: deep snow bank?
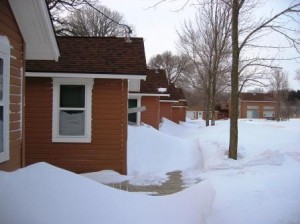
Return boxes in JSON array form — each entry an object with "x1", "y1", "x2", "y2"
[
  {"x1": 127, "y1": 124, "x2": 202, "y2": 175},
  {"x1": 159, "y1": 118, "x2": 203, "y2": 138},
  {"x1": 0, "y1": 163, "x2": 215, "y2": 224}
]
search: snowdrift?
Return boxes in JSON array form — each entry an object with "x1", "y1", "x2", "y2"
[
  {"x1": 159, "y1": 118, "x2": 203, "y2": 138},
  {"x1": 0, "y1": 163, "x2": 215, "y2": 224},
  {"x1": 128, "y1": 124, "x2": 202, "y2": 175}
]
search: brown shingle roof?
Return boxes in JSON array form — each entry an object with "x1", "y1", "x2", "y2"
[
  {"x1": 239, "y1": 93, "x2": 275, "y2": 101},
  {"x1": 26, "y1": 37, "x2": 147, "y2": 75},
  {"x1": 139, "y1": 69, "x2": 169, "y2": 94},
  {"x1": 161, "y1": 83, "x2": 186, "y2": 101}
]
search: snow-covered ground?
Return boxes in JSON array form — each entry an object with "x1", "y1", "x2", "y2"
[
  {"x1": 1, "y1": 118, "x2": 300, "y2": 223},
  {"x1": 161, "y1": 118, "x2": 300, "y2": 224}
]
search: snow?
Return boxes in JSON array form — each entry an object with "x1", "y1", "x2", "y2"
[
  {"x1": 0, "y1": 163, "x2": 215, "y2": 224},
  {"x1": 160, "y1": 118, "x2": 300, "y2": 224},
  {"x1": 127, "y1": 124, "x2": 202, "y2": 176},
  {"x1": 1, "y1": 118, "x2": 300, "y2": 223}
]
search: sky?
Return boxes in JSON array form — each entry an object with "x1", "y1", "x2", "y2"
[{"x1": 100, "y1": 0, "x2": 300, "y2": 90}]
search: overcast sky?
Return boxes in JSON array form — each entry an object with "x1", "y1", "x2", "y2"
[{"x1": 100, "y1": 0, "x2": 300, "y2": 90}]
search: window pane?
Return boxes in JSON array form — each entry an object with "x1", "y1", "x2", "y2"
[
  {"x1": 0, "y1": 58, "x2": 3, "y2": 101},
  {"x1": 0, "y1": 107, "x2": 3, "y2": 153},
  {"x1": 128, "y1": 99, "x2": 137, "y2": 108},
  {"x1": 60, "y1": 85, "x2": 85, "y2": 108},
  {"x1": 59, "y1": 110, "x2": 85, "y2": 136}
]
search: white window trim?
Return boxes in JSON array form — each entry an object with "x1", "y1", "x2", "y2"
[
  {"x1": 52, "y1": 78, "x2": 93, "y2": 143},
  {"x1": 0, "y1": 36, "x2": 10, "y2": 163},
  {"x1": 128, "y1": 95, "x2": 141, "y2": 125}
]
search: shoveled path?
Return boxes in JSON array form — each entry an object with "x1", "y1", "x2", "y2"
[{"x1": 107, "y1": 171, "x2": 184, "y2": 196}]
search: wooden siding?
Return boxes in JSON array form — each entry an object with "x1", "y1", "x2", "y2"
[
  {"x1": 25, "y1": 78, "x2": 128, "y2": 174},
  {"x1": 0, "y1": 0, "x2": 24, "y2": 171},
  {"x1": 160, "y1": 102, "x2": 173, "y2": 121},
  {"x1": 172, "y1": 107, "x2": 186, "y2": 124},
  {"x1": 141, "y1": 96, "x2": 160, "y2": 129}
]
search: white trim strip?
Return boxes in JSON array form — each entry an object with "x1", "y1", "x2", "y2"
[
  {"x1": 129, "y1": 93, "x2": 170, "y2": 97},
  {"x1": 26, "y1": 72, "x2": 146, "y2": 80},
  {"x1": 128, "y1": 106, "x2": 146, "y2": 114},
  {"x1": 160, "y1": 100, "x2": 179, "y2": 103}
]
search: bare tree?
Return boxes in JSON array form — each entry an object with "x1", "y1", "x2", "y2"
[
  {"x1": 148, "y1": 51, "x2": 191, "y2": 84},
  {"x1": 151, "y1": 0, "x2": 300, "y2": 159},
  {"x1": 65, "y1": 4, "x2": 132, "y2": 37},
  {"x1": 269, "y1": 69, "x2": 289, "y2": 121},
  {"x1": 46, "y1": 0, "x2": 133, "y2": 36},
  {"x1": 228, "y1": 0, "x2": 300, "y2": 159},
  {"x1": 177, "y1": 0, "x2": 231, "y2": 126}
]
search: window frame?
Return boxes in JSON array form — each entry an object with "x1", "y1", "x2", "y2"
[
  {"x1": 52, "y1": 78, "x2": 93, "y2": 143},
  {"x1": 0, "y1": 36, "x2": 10, "y2": 163}
]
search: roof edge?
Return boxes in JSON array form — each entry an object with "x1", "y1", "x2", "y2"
[{"x1": 26, "y1": 72, "x2": 146, "y2": 80}]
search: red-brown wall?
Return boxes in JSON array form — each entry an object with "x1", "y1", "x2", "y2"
[
  {"x1": 0, "y1": 0, "x2": 24, "y2": 171},
  {"x1": 141, "y1": 96, "x2": 160, "y2": 129},
  {"x1": 172, "y1": 107, "x2": 186, "y2": 124},
  {"x1": 160, "y1": 102, "x2": 173, "y2": 121},
  {"x1": 25, "y1": 78, "x2": 128, "y2": 174}
]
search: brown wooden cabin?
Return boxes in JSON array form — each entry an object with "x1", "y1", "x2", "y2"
[
  {"x1": 228, "y1": 92, "x2": 276, "y2": 119},
  {"x1": 128, "y1": 69, "x2": 169, "y2": 129},
  {"x1": 25, "y1": 37, "x2": 147, "y2": 174},
  {"x1": 0, "y1": 0, "x2": 59, "y2": 171},
  {"x1": 160, "y1": 83, "x2": 187, "y2": 124}
]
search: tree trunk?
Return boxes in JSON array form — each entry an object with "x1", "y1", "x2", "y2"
[
  {"x1": 228, "y1": 0, "x2": 239, "y2": 160},
  {"x1": 205, "y1": 91, "x2": 210, "y2": 127},
  {"x1": 211, "y1": 74, "x2": 216, "y2": 126}
]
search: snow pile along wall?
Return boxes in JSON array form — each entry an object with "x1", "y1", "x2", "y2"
[{"x1": 127, "y1": 125, "x2": 202, "y2": 175}]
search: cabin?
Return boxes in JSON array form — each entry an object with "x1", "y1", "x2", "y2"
[
  {"x1": 160, "y1": 83, "x2": 187, "y2": 124},
  {"x1": 128, "y1": 69, "x2": 169, "y2": 129},
  {"x1": 0, "y1": 0, "x2": 59, "y2": 171},
  {"x1": 228, "y1": 92, "x2": 276, "y2": 119},
  {"x1": 238, "y1": 93, "x2": 276, "y2": 119},
  {"x1": 25, "y1": 36, "x2": 147, "y2": 174}
]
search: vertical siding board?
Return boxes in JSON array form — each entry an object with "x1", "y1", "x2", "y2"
[
  {"x1": 141, "y1": 96, "x2": 160, "y2": 129},
  {"x1": 25, "y1": 78, "x2": 128, "y2": 174},
  {"x1": 0, "y1": 0, "x2": 24, "y2": 171}
]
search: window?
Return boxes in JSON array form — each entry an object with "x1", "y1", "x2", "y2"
[
  {"x1": 127, "y1": 96, "x2": 141, "y2": 126},
  {"x1": 263, "y1": 106, "x2": 275, "y2": 118},
  {"x1": 52, "y1": 78, "x2": 93, "y2": 143},
  {"x1": 0, "y1": 36, "x2": 10, "y2": 163},
  {"x1": 128, "y1": 99, "x2": 138, "y2": 124}
]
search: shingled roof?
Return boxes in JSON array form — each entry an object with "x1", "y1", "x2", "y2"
[
  {"x1": 161, "y1": 83, "x2": 186, "y2": 102},
  {"x1": 26, "y1": 37, "x2": 147, "y2": 75},
  {"x1": 239, "y1": 93, "x2": 275, "y2": 102},
  {"x1": 139, "y1": 69, "x2": 169, "y2": 94}
]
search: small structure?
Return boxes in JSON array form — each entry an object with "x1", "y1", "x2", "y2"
[
  {"x1": 128, "y1": 69, "x2": 169, "y2": 129},
  {"x1": 0, "y1": 0, "x2": 59, "y2": 171},
  {"x1": 25, "y1": 36, "x2": 147, "y2": 174},
  {"x1": 160, "y1": 83, "x2": 187, "y2": 124},
  {"x1": 229, "y1": 92, "x2": 276, "y2": 119},
  {"x1": 186, "y1": 106, "x2": 205, "y2": 120}
]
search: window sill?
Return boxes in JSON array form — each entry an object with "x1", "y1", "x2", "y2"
[{"x1": 52, "y1": 136, "x2": 91, "y2": 143}]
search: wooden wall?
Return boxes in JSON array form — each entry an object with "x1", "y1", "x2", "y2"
[
  {"x1": 25, "y1": 78, "x2": 128, "y2": 174},
  {"x1": 0, "y1": 0, "x2": 24, "y2": 171},
  {"x1": 172, "y1": 107, "x2": 186, "y2": 124},
  {"x1": 141, "y1": 96, "x2": 160, "y2": 129},
  {"x1": 160, "y1": 102, "x2": 173, "y2": 121}
]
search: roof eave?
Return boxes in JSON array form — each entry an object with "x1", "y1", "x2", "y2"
[
  {"x1": 26, "y1": 72, "x2": 146, "y2": 80},
  {"x1": 9, "y1": 0, "x2": 60, "y2": 61}
]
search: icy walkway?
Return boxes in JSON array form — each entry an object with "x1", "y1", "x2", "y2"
[{"x1": 107, "y1": 171, "x2": 185, "y2": 195}]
